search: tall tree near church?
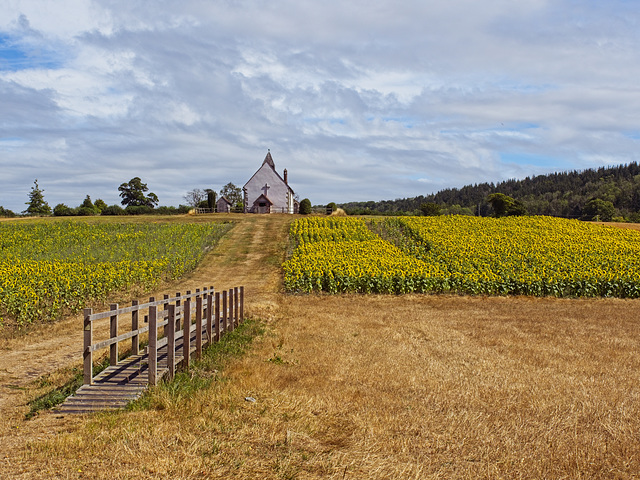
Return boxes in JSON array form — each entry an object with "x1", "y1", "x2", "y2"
[
  {"x1": 25, "y1": 179, "x2": 51, "y2": 215},
  {"x1": 219, "y1": 182, "x2": 243, "y2": 208},
  {"x1": 118, "y1": 177, "x2": 159, "y2": 207}
]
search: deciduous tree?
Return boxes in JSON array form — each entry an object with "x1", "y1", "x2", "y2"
[
  {"x1": 184, "y1": 188, "x2": 205, "y2": 208},
  {"x1": 487, "y1": 193, "x2": 527, "y2": 217},
  {"x1": 420, "y1": 202, "x2": 441, "y2": 216},
  {"x1": 0, "y1": 206, "x2": 16, "y2": 217},
  {"x1": 118, "y1": 177, "x2": 159, "y2": 207},
  {"x1": 94, "y1": 199, "x2": 107, "y2": 213},
  {"x1": 219, "y1": 182, "x2": 243, "y2": 209},
  {"x1": 77, "y1": 195, "x2": 98, "y2": 216},
  {"x1": 582, "y1": 198, "x2": 615, "y2": 222}
]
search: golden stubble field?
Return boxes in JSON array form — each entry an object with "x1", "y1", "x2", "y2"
[{"x1": 1, "y1": 215, "x2": 639, "y2": 479}]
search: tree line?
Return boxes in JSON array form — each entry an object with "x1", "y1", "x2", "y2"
[
  {"x1": 340, "y1": 162, "x2": 640, "y2": 221},
  {"x1": 1, "y1": 177, "x2": 315, "y2": 217},
  {"x1": 0, "y1": 177, "x2": 186, "y2": 218}
]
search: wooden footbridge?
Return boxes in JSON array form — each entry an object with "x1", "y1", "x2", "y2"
[{"x1": 57, "y1": 286, "x2": 244, "y2": 414}]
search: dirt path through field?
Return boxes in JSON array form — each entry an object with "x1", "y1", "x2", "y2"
[{"x1": 0, "y1": 214, "x2": 292, "y2": 428}]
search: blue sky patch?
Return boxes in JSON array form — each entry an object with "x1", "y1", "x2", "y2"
[
  {"x1": 500, "y1": 152, "x2": 567, "y2": 170},
  {"x1": 0, "y1": 32, "x2": 61, "y2": 71},
  {"x1": 624, "y1": 131, "x2": 640, "y2": 140}
]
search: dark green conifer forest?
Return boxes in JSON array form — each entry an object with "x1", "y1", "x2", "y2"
[{"x1": 340, "y1": 162, "x2": 640, "y2": 221}]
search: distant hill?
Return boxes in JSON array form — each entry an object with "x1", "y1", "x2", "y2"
[{"x1": 340, "y1": 162, "x2": 640, "y2": 221}]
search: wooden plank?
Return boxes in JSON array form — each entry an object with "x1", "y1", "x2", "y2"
[
  {"x1": 88, "y1": 292, "x2": 202, "y2": 321},
  {"x1": 69, "y1": 389, "x2": 145, "y2": 397},
  {"x1": 90, "y1": 325, "x2": 150, "y2": 352}
]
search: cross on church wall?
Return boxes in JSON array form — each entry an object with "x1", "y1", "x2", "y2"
[{"x1": 262, "y1": 183, "x2": 270, "y2": 196}]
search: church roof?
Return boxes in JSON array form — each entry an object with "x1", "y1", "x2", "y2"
[
  {"x1": 262, "y1": 150, "x2": 275, "y2": 168},
  {"x1": 243, "y1": 151, "x2": 294, "y2": 194}
]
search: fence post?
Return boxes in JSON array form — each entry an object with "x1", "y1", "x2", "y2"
[
  {"x1": 201, "y1": 288, "x2": 207, "y2": 343},
  {"x1": 110, "y1": 304, "x2": 118, "y2": 365},
  {"x1": 196, "y1": 289, "x2": 203, "y2": 360},
  {"x1": 234, "y1": 287, "x2": 239, "y2": 328},
  {"x1": 145, "y1": 297, "x2": 154, "y2": 325},
  {"x1": 167, "y1": 304, "x2": 176, "y2": 380},
  {"x1": 228, "y1": 289, "x2": 234, "y2": 332},
  {"x1": 148, "y1": 305, "x2": 157, "y2": 386},
  {"x1": 176, "y1": 292, "x2": 181, "y2": 330},
  {"x1": 83, "y1": 308, "x2": 93, "y2": 385},
  {"x1": 131, "y1": 300, "x2": 139, "y2": 355},
  {"x1": 206, "y1": 288, "x2": 213, "y2": 346},
  {"x1": 240, "y1": 286, "x2": 244, "y2": 324},
  {"x1": 222, "y1": 290, "x2": 228, "y2": 335},
  {"x1": 215, "y1": 291, "x2": 221, "y2": 342},
  {"x1": 163, "y1": 294, "x2": 169, "y2": 337},
  {"x1": 183, "y1": 291, "x2": 191, "y2": 368}
]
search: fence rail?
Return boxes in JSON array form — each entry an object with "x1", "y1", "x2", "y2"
[{"x1": 83, "y1": 285, "x2": 244, "y2": 387}]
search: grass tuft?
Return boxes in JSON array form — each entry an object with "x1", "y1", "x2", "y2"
[
  {"x1": 25, "y1": 357, "x2": 110, "y2": 419},
  {"x1": 129, "y1": 316, "x2": 265, "y2": 411}
]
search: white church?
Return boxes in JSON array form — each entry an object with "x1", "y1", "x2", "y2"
[{"x1": 243, "y1": 151, "x2": 297, "y2": 214}]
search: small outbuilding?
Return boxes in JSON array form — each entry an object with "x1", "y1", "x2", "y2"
[{"x1": 216, "y1": 196, "x2": 233, "y2": 213}]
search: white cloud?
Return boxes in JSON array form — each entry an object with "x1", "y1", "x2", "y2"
[{"x1": 0, "y1": 0, "x2": 640, "y2": 211}]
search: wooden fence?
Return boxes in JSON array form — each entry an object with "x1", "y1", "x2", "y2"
[
  {"x1": 194, "y1": 207, "x2": 215, "y2": 214},
  {"x1": 83, "y1": 286, "x2": 244, "y2": 387}
]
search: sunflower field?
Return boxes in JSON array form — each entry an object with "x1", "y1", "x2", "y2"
[
  {"x1": 283, "y1": 215, "x2": 640, "y2": 297},
  {"x1": 0, "y1": 220, "x2": 232, "y2": 326}
]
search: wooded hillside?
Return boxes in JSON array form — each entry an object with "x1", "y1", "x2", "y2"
[{"x1": 341, "y1": 162, "x2": 640, "y2": 220}]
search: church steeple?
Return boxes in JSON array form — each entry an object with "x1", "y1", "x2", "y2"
[{"x1": 262, "y1": 149, "x2": 275, "y2": 168}]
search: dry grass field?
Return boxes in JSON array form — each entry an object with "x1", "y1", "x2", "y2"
[{"x1": 1, "y1": 215, "x2": 640, "y2": 479}]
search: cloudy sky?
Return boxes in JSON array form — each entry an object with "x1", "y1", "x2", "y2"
[{"x1": 1, "y1": 0, "x2": 639, "y2": 212}]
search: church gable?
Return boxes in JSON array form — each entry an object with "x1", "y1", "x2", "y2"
[{"x1": 251, "y1": 193, "x2": 273, "y2": 214}]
